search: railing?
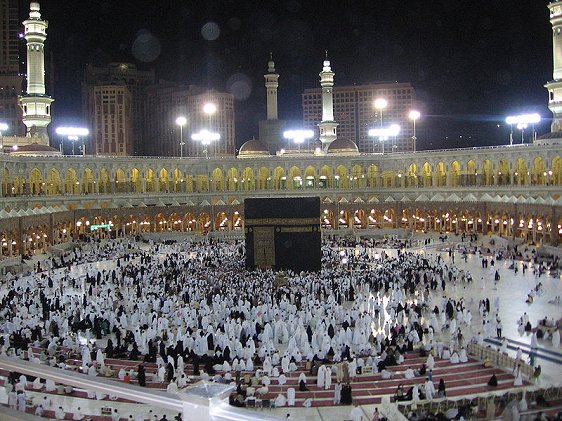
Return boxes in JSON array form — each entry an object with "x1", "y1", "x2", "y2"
[{"x1": 0, "y1": 356, "x2": 284, "y2": 421}]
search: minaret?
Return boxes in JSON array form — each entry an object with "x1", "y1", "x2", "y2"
[
  {"x1": 318, "y1": 52, "x2": 338, "y2": 150},
  {"x1": 546, "y1": 1, "x2": 562, "y2": 134},
  {"x1": 19, "y1": 2, "x2": 53, "y2": 145},
  {"x1": 264, "y1": 53, "x2": 279, "y2": 120}
]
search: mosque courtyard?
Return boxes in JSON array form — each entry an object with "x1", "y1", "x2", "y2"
[{"x1": 0, "y1": 232, "x2": 560, "y2": 421}]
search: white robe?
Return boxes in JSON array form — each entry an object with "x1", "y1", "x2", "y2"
[
  {"x1": 287, "y1": 387, "x2": 296, "y2": 406},
  {"x1": 324, "y1": 367, "x2": 332, "y2": 390},
  {"x1": 317, "y1": 365, "x2": 326, "y2": 388},
  {"x1": 553, "y1": 330, "x2": 560, "y2": 348}
]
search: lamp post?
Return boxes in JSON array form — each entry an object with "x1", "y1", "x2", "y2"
[
  {"x1": 203, "y1": 102, "x2": 217, "y2": 157},
  {"x1": 176, "y1": 116, "x2": 187, "y2": 158},
  {"x1": 409, "y1": 110, "x2": 420, "y2": 152},
  {"x1": 374, "y1": 98, "x2": 387, "y2": 153},
  {"x1": 505, "y1": 114, "x2": 541, "y2": 145},
  {"x1": 0, "y1": 123, "x2": 8, "y2": 154},
  {"x1": 55, "y1": 127, "x2": 89, "y2": 155},
  {"x1": 368, "y1": 124, "x2": 400, "y2": 154},
  {"x1": 283, "y1": 129, "x2": 314, "y2": 153},
  {"x1": 192, "y1": 129, "x2": 220, "y2": 159}
]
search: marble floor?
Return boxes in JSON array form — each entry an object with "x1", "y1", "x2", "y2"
[{"x1": 1, "y1": 233, "x2": 561, "y2": 421}]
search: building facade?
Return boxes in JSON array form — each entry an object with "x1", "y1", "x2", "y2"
[
  {"x1": 132, "y1": 82, "x2": 236, "y2": 158},
  {"x1": 0, "y1": 143, "x2": 560, "y2": 257},
  {"x1": 82, "y1": 62, "x2": 155, "y2": 155},
  {"x1": 303, "y1": 82, "x2": 415, "y2": 153},
  {"x1": 83, "y1": 84, "x2": 133, "y2": 156}
]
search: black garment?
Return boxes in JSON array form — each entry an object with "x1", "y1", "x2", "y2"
[
  {"x1": 137, "y1": 365, "x2": 146, "y2": 386},
  {"x1": 487, "y1": 374, "x2": 498, "y2": 387}
]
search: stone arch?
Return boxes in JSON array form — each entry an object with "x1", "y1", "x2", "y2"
[
  {"x1": 65, "y1": 168, "x2": 79, "y2": 194},
  {"x1": 226, "y1": 167, "x2": 240, "y2": 191},
  {"x1": 258, "y1": 166, "x2": 270, "y2": 190},
  {"x1": 435, "y1": 162, "x2": 446, "y2": 186},
  {"x1": 212, "y1": 168, "x2": 224, "y2": 191},
  {"x1": 382, "y1": 170, "x2": 394, "y2": 187},
  {"x1": 319, "y1": 165, "x2": 332, "y2": 188},
  {"x1": 288, "y1": 166, "x2": 302, "y2": 189},
  {"x1": 172, "y1": 168, "x2": 183, "y2": 193},
  {"x1": 131, "y1": 168, "x2": 142, "y2": 193},
  {"x1": 366, "y1": 164, "x2": 379, "y2": 188},
  {"x1": 83, "y1": 168, "x2": 95, "y2": 194},
  {"x1": 1, "y1": 167, "x2": 9, "y2": 196},
  {"x1": 335, "y1": 165, "x2": 348, "y2": 188},
  {"x1": 466, "y1": 160, "x2": 477, "y2": 186},
  {"x1": 273, "y1": 166, "x2": 286, "y2": 190},
  {"x1": 159, "y1": 168, "x2": 169, "y2": 192},
  {"x1": 497, "y1": 159, "x2": 510, "y2": 185},
  {"x1": 304, "y1": 165, "x2": 316, "y2": 188},
  {"x1": 422, "y1": 162, "x2": 432, "y2": 187},
  {"x1": 351, "y1": 164, "x2": 363, "y2": 188},
  {"x1": 242, "y1": 167, "x2": 255, "y2": 191},
  {"x1": 115, "y1": 168, "x2": 127, "y2": 193},
  {"x1": 513, "y1": 158, "x2": 527, "y2": 186},
  {"x1": 481, "y1": 160, "x2": 494, "y2": 186},
  {"x1": 407, "y1": 163, "x2": 418, "y2": 188},
  {"x1": 47, "y1": 168, "x2": 62, "y2": 195},
  {"x1": 552, "y1": 156, "x2": 562, "y2": 185},
  {"x1": 450, "y1": 161, "x2": 461, "y2": 186},
  {"x1": 29, "y1": 168, "x2": 44, "y2": 195},
  {"x1": 145, "y1": 168, "x2": 155, "y2": 192},
  {"x1": 532, "y1": 157, "x2": 546, "y2": 185},
  {"x1": 321, "y1": 208, "x2": 335, "y2": 228}
]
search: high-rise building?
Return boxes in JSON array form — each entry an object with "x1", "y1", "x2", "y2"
[
  {"x1": 82, "y1": 62, "x2": 154, "y2": 155},
  {"x1": 303, "y1": 82, "x2": 415, "y2": 153},
  {"x1": 0, "y1": 0, "x2": 19, "y2": 74},
  {"x1": 83, "y1": 84, "x2": 133, "y2": 156},
  {"x1": 144, "y1": 82, "x2": 235, "y2": 157}
]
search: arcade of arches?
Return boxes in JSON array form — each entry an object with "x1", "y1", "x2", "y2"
[
  {"x1": 1, "y1": 146, "x2": 561, "y2": 256},
  {"x1": 2, "y1": 155, "x2": 562, "y2": 196},
  {"x1": 0, "y1": 203, "x2": 559, "y2": 257}
]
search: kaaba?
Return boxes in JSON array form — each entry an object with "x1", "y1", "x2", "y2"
[{"x1": 244, "y1": 197, "x2": 321, "y2": 272}]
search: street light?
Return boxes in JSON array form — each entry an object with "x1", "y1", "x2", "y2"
[
  {"x1": 409, "y1": 110, "x2": 421, "y2": 152},
  {"x1": 176, "y1": 116, "x2": 187, "y2": 158},
  {"x1": 368, "y1": 124, "x2": 400, "y2": 154},
  {"x1": 374, "y1": 98, "x2": 388, "y2": 126},
  {"x1": 55, "y1": 127, "x2": 89, "y2": 155},
  {"x1": 203, "y1": 103, "x2": 217, "y2": 115},
  {"x1": 505, "y1": 114, "x2": 541, "y2": 145},
  {"x1": 283, "y1": 129, "x2": 314, "y2": 152},
  {"x1": 0, "y1": 123, "x2": 8, "y2": 154},
  {"x1": 192, "y1": 129, "x2": 220, "y2": 159},
  {"x1": 203, "y1": 102, "x2": 217, "y2": 156}
]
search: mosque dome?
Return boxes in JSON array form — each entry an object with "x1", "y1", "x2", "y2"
[
  {"x1": 238, "y1": 138, "x2": 270, "y2": 158},
  {"x1": 327, "y1": 138, "x2": 360, "y2": 155},
  {"x1": 10, "y1": 143, "x2": 61, "y2": 156}
]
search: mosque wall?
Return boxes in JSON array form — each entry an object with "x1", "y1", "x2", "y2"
[{"x1": 0, "y1": 143, "x2": 561, "y2": 256}]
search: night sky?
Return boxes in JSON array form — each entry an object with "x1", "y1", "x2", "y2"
[{"x1": 24, "y1": 0, "x2": 553, "y2": 150}]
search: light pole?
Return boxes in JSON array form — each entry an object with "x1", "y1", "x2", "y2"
[
  {"x1": 0, "y1": 123, "x2": 8, "y2": 154},
  {"x1": 192, "y1": 129, "x2": 220, "y2": 159},
  {"x1": 409, "y1": 110, "x2": 420, "y2": 152},
  {"x1": 374, "y1": 98, "x2": 387, "y2": 153},
  {"x1": 176, "y1": 116, "x2": 187, "y2": 158},
  {"x1": 368, "y1": 124, "x2": 400, "y2": 154},
  {"x1": 283, "y1": 129, "x2": 314, "y2": 153},
  {"x1": 505, "y1": 114, "x2": 541, "y2": 145},
  {"x1": 203, "y1": 102, "x2": 217, "y2": 157},
  {"x1": 55, "y1": 127, "x2": 89, "y2": 155}
]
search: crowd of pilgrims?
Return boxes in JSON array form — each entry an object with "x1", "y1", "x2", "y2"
[{"x1": 0, "y1": 236, "x2": 494, "y2": 414}]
